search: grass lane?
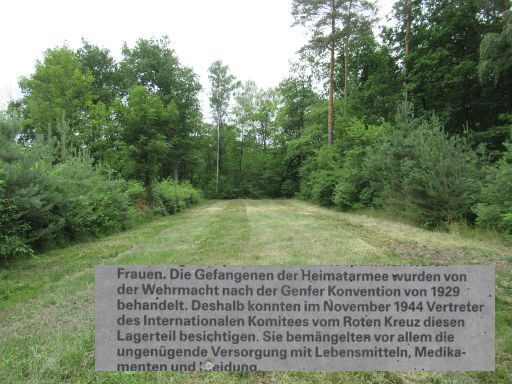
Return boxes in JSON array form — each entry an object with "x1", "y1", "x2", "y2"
[{"x1": 0, "y1": 199, "x2": 510, "y2": 383}]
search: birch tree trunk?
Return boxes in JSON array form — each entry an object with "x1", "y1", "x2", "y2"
[{"x1": 216, "y1": 123, "x2": 220, "y2": 193}]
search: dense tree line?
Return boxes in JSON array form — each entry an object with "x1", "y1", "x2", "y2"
[
  {"x1": 2, "y1": 1, "x2": 512, "y2": 258},
  {"x1": 1, "y1": 38, "x2": 204, "y2": 258},
  {"x1": 284, "y1": 0, "x2": 511, "y2": 230}
]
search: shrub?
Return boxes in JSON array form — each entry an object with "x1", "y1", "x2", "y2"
[
  {"x1": 298, "y1": 144, "x2": 339, "y2": 205},
  {"x1": 0, "y1": 116, "x2": 139, "y2": 254},
  {"x1": 308, "y1": 170, "x2": 337, "y2": 206},
  {"x1": 0, "y1": 119, "x2": 65, "y2": 249},
  {"x1": 0, "y1": 115, "x2": 198, "y2": 259},
  {"x1": 366, "y1": 101, "x2": 484, "y2": 228},
  {"x1": 126, "y1": 180, "x2": 146, "y2": 203},
  {"x1": 333, "y1": 119, "x2": 390, "y2": 209},
  {"x1": 0, "y1": 180, "x2": 34, "y2": 259},
  {"x1": 51, "y1": 153, "x2": 137, "y2": 239},
  {"x1": 474, "y1": 143, "x2": 512, "y2": 233},
  {"x1": 126, "y1": 180, "x2": 150, "y2": 212},
  {"x1": 153, "y1": 179, "x2": 202, "y2": 215}
]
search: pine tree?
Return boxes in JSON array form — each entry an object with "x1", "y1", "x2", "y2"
[{"x1": 292, "y1": 0, "x2": 375, "y2": 144}]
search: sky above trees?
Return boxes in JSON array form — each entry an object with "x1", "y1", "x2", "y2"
[{"x1": 0, "y1": 0, "x2": 394, "y2": 115}]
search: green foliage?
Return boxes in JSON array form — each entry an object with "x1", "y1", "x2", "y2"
[
  {"x1": 479, "y1": 11, "x2": 512, "y2": 87},
  {"x1": 120, "y1": 36, "x2": 181, "y2": 103},
  {"x1": 0, "y1": 180, "x2": 34, "y2": 259},
  {"x1": 0, "y1": 109, "x2": 202, "y2": 259},
  {"x1": 384, "y1": 0, "x2": 510, "y2": 148},
  {"x1": 477, "y1": 10, "x2": 512, "y2": 154},
  {"x1": 125, "y1": 180, "x2": 146, "y2": 204},
  {"x1": 333, "y1": 119, "x2": 390, "y2": 209},
  {"x1": 120, "y1": 37, "x2": 202, "y2": 181},
  {"x1": 50, "y1": 153, "x2": 137, "y2": 239},
  {"x1": 296, "y1": 118, "x2": 388, "y2": 208},
  {"x1": 292, "y1": 0, "x2": 376, "y2": 52},
  {"x1": 281, "y1": 134, "x2": 316, "y2": 197},
  {"x1": 153, "y1": 180, "x2": 202, "y2": 215},
  {"x1": 208, "y1": 61, "x2": 239, "y2": 127},
  {"x1": 5, "y1": 11, "x2": 512, "y2": 243},
  {"x1": 0, "y1": 116, "x2": 138, "y2": 256},
  {"x1": 214, "y1": 81, "x2": 286, "y2": 199},
  {"x1": 77, "y1": 39, "x2": 119, "y2": 105},
  {"x1": 348, "y1": 43, "x2": 402, "y2": 124},
  {"x1": 0, "y1": 118, "x2": 62, "y2": 249},
  {"x1": 242, "y1": 151, "x2": 285, "y2": 199},
  {"x1": 299, "y1": 144, "x2": 339, "y2": 206},
  {"x1": 19, "y1": 47, "x2": 94, "y2": 142},
  {"x1": 366, "y1": 101, "x2": 484, "y2": 228},
  {"x1": 309, "y1": 170, "x2": 338, "y2": 206},
  {"x1": 282, "y1": 101, "x2": 330, "y2": 199},
  {"x1": 275, "y1": 76, "x2": 317, "y2": 142},
  {"x1": 120, "y1": 85, "x2": 177, "y2": 191},
  {"x1": 208, "y1": 60, "x2": 240, "y2": 195},
  {"x1": 474, "y1": 142, "x2": 512, "y2": 233}
]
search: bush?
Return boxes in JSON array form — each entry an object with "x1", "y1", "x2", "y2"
[
  {"x1": 308, "y1": 170, "x2": 337, "y2": 206},
  {"x1": 153, "y1": 179, "x2": 202, "y2": 215},
  {"x1": 126, "y1": 180, "x2": 150, "y2": 212},
  {"x1": 0, "y1": 113, "x2": 202, "y2": 259},
  {"x1": 0, "y1": 117, "x2": 139, "y2": 255},
  {"x1": 333, "y1": 119, "x2": 390, "y2": 209},
  {"x1": 366, "y1": 101, "x2": 484, "y2": 228},
  {"x1": 0, "y1": 118, "x2": 64, "y2": 249},
  {"x1": 282, "y1": 141, "x2": 311, "y2": 197},
  {"x1": 2, "y1": 150, "x2": 137, "y2": 248},
  {"x1": 0, "y1": 180, "x2": 34, "y2": 259},
  {"x1": 298, "y1": 144, "x2": 339, "y2": 205},
  {"x1": 126, "y1": 180, "x2": 146, "y2": 203},
  {"x1": 51, "y1": 154, "x2": 137, "y2": 239},
  {"x1": 474, "y1": 143, "x2": 512, "y2": 233}
]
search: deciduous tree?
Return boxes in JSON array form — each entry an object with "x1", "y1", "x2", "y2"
[
  {"x1": 208, "y1": 61, "x2": 239, "y2": 193},
  {"x1": 120, "y1": 86, "x2": 177, "y2": 195},
  {"x1": 19, "y1": 47, "x2": 93, "y2": 145},
  {"x1": 121, "y1": 37, "x2": 202, "y2": 181}
]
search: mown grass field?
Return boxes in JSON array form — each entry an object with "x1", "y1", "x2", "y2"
[{"x1": 0, "y1": 199, "x2": 511, "y2": 383}]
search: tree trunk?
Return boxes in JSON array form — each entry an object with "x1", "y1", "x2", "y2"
[
  {"x1": 404, "y1": 0, "x2": 412, "y2": 89},
  {"x1": 263, "y1": 123, "x2": 268, "y2": 152},
  {"x1": 173, "y1": 164, "x2": 179, "y2": 182},
  {"x1": 239, "y1": 128, "x2": 244, "y2": 186},
  {"x1": 144, "y1": 163, "x2": 153, "y2": 203},
  {"x1": 344, "y1": 0, "x2": 353, "y2": 118},
  {"x1": 328, "y1": 3, "x2": 335, "y2": 146},
  {"x1": 343, "y1": 35, "x2": 349, "y2": 117},
  {"x1": 216, "y1": 123, "x2": 220, "y2": 193}
]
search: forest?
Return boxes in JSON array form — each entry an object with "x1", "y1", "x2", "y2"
[{"x1": 1, "y1": 0, "x2": 512, "y2": 259}]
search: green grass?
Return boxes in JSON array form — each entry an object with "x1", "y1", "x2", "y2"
[{"x1": 0, "y1": 199, "x2": 511, "y2": 383}]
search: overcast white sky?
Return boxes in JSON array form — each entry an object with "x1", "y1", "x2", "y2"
[{"x1": 0, "y1": 0, "x2": 395, "y2": 117}]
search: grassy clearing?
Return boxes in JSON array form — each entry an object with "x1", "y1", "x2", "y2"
[{"x1": 0, "y1": 199, "x2": 510, "y2": 383}]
